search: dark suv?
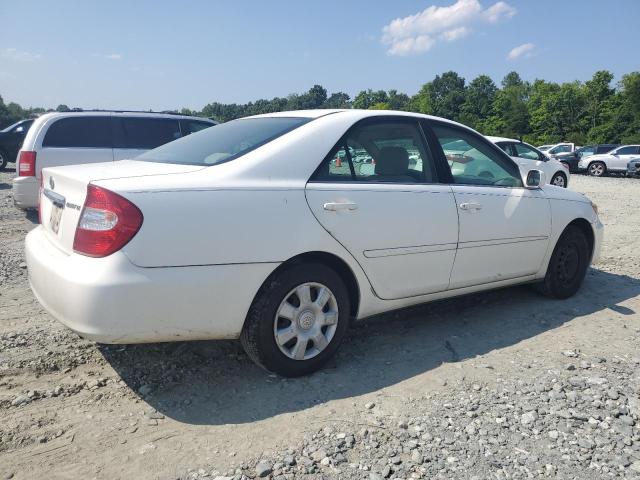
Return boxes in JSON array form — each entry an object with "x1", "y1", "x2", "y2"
[
  {"x1": 555, "y1": 144, "x2": 619, "y2": 173},
  {"x1": 0, "y1": 119, "x2": 34, "y2": 170}
]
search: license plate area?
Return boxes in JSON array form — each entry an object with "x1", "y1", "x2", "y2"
[{"x1": 43, "y1": 189, "x2": 66, "y2": 235}]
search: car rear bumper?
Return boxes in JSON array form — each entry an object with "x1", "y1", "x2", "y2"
[
  {"x1": 26, "y1": 226, "x2": 278, "y2": 343},
  {"x1": 12, "y1": 176, "x2": 39, "y2": 209}
]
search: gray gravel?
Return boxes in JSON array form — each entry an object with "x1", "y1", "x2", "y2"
[{"x1": 1, "y1": 168, "x2": 639, "y2": 479}]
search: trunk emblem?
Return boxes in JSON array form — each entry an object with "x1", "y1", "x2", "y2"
[{"x1": 49, "y1": 177, "x2": 55, "y2": 189}]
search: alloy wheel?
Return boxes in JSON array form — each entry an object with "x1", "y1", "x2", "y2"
[
  {"x1": 589, "y1": 163, "x2": 604, "y2": 176},
  {"x1": 552, "y1": 174, "x2": 566, "y2": 187}
]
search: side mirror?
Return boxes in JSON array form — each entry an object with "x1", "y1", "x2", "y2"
[
  {"x1": 524, "y1": 169, "x2": 545, "y2": 189},
  {"x1": 15, "y1": 126, "x2": 24, "y2": 134}
]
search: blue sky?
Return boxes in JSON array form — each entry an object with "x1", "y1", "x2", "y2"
[{"x1": 1, "y1": 0, "x2": 639, "y2": 111}]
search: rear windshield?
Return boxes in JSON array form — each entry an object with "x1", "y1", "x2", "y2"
[{"x1": 137, "y1": 117, "x2": 310, "y2": 166}]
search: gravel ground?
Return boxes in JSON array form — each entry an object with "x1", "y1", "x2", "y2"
[{"x1": 0, "y1": 169, "x2": 639, "y2": 480}]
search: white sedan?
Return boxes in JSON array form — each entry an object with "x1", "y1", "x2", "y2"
[
  {"x1": 486, "y1": 136, "x2": 570, "y2": 187},
  {"x1": 26, "y1": 110, "x2": 603, "y2": 376}
]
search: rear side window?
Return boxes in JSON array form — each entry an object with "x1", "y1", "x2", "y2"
[
  {"x1": 615, "y1": 146, "x2": 638, "y2": 155},
  {"x1": 137, "y1": 117, "x2": 310, "y2": 166},
  {"x1": 116, "y1": 118, "x2": 181, "y2": 149},
  {"x1": 181, "y1": 119, "x2": 214, "y2": 135},
  {"x1": 42, "y1": 117, "x2": 112, "y2": 148}
]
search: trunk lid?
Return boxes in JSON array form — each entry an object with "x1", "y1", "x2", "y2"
[{"x1": 39, "y1": 160, "x2": 203, "y2": 254}]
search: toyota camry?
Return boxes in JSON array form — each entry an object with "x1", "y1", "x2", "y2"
[{"x1": 26, "y1": 110, "x2": 603, "y2": 376}]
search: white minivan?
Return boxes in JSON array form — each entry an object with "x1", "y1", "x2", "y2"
[{"x1": 13, "y1": 111, "x2": 216, "y2": 209}]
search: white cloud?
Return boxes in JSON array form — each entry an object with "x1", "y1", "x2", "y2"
[
  {"x1": 1, "y1": 48, "x2": 42, "y2": 62},
  {"x1": 92, "y1": 53, "x2": 122, "y2": 60},
  {"x1": 507, "y1": 42, "x2": 535, "y2": 60},
  {"x1": 382, "y1": 0, "x2": 516, "y2": 56}
]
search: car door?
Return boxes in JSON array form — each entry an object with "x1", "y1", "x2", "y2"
[
  {"x1": 112, "y1": 117, "x2": 182, "y2": 160},
  {"x1": 39, "y1": 115, "x2": 114, "y2": 169},
  {"x1": 608, "y1": 146, "x2": 640, "y2": 171},
  {"x1": 426, "y1": 121, "x2": 551, "y2": 290},
  {"x1": 306, "y1": 117, "x2": 459, "y2": 300}
]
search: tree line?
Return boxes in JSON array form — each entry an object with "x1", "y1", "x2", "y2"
[{"x1": 2, "y1": 70, "x2": 639, "y2": 146}]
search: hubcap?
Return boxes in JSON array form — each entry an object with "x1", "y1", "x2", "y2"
[
  {"x1": 273, "y1": 282, "x2": 339, "y2": 361},
  {"x1": 552, "y1": 174, "x2": 565, "y2": 187}
]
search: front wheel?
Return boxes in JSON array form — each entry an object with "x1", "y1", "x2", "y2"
[
  {"x1": 588, "y1": 161, "x2": 606, "y2": 177},
  {"x1": 550, "y1": 172, "x2": 567, "y2": 188},
  {"x1": 240, "y1": 263, "x2": 351, "y2": 377},
  {"x1": 534, "y1": 225, "x2": 590, "y2": 299}
]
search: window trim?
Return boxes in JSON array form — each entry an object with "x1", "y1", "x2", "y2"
[
  {"x1": 422, "y1": 119, "x2": 524, "y2": 189},
  {"x1": 308, "y1": 115, "x2": 441, "y2": 185}
]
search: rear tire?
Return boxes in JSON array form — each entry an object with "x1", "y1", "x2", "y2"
[
  {"x1": 0, "y1": 149, "x2": 8, "y2": 171},
  {"x1": 534, "y1": 225, "x2": 590, "y2": 299},
  {"x1": 588, "y1": 161, "x2": 606, "y2": 177},
  {"x1": 240, "y1": 263, "x2": 351, "y2": 377}
]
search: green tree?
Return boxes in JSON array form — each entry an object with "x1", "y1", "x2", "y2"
[
  {"x1": 353, "y1": 90, "x2": 389, "y2": 109},
  {"x1": 424, "y1": 71, "x2": 466, "y2": 120},
  {"x1": 323, "y1": 92, "x2": 351, "y2": 109},
  {"x1": 459, "y1": 75, "x2": 497, "y2": 130}
]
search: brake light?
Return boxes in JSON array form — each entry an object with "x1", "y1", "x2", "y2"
[
  {"x1": 73, "y1": 185, "x2": 143, "y2": 257},
  {"x1": 18, "y1": 151, "x2": 36, "y2": 176}
]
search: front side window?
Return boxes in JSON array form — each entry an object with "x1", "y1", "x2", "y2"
[
  {"x1": 42, "y1": 117, "x2": 112, "y2": 148},
  {"x1": 181, "y1": 119, "x2": 215, "y2": 136},
  {"x1": 615, "y1": 146, "x2": 638, "y2": 155},
  {"x1": 550, "y1": 145, "x2": 571, "y2": 154},
  {"x1": 578, "y1": 146, "x2": 595, "y2": 158},
  {"x1": 312, "y1": 119, "x2": 436, "y2": 184},
  {"x1": 513, "y1": 143, "x2": 541, "y2": 161},
  {"x1": 137, "y1": 117, "x2": 310, "y2": 166},
  {"x1": 431, "y1": 124, "x2": 522, "y2": 187}
]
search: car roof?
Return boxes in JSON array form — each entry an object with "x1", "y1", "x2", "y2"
[
  {"x1": 247, "y1": 109, "x2": 468, "y2": 129},
  {"x1": 485, "y1": 136, "x2": 519, "y2": 143},
  {"x1": 32, "y1": 111, "x2": 216, "y2": 122}
]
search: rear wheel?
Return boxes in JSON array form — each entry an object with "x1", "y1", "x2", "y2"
[
  {"x1": 240, "y1": 263, "x2": 351, "y2": 377},
  {"x1": 588, "y1": 161, "x2": 606, "y2": 177},
  {"x1": 0, "y1": 149, "x2": 8, "y2": 171},
  {"x1": 534, "y1": 225, "x2": 590, "y2": 299},
  {"x1": 550, "y1": 172, "x2": 567, "y2": 188}
]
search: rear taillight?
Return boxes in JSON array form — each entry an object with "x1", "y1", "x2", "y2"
[
  {"x1": 73, "y1": 185, "x2": 143, "y2": 257},
  {"x1": 18, "y1": 151, "x2": 36, "y2": 176}
]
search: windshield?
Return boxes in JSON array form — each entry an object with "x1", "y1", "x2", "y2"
[{"x1": 137, "y1": 117, "x2": 311, "y2": 166}]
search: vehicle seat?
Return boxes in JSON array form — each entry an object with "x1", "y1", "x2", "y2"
[{"x1": 373, "y1": 147, "x2": 416, "y2": 182}]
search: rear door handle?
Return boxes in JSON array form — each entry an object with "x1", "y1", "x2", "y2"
[
  {"x1": 323, "y1": 202, "x2": 358, "y2": 211},
  {"x1": 459, "y1": 202, "x2": 482, "y2": 211}
]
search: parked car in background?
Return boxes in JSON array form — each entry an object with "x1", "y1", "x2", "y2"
[
  {"x1": 553, "y1": 144, "x2": 620, "y2": 173},
  {"x1": 540, "y1": 143, "x2": 582, "y2": 161},
  {"x1": 628, "y1": 158, "x2": 640, "y2": 177},
  {"x1": 537, "y1": 144, "x2": 554, "y2": 152},
  {"x1": 0, "y1": 118, "x2": 34, "y2": 170},
  {"x1": 13, "y1": 111, "x2": 216, "y2": 209},
  {"x1": 487, "y1": 136, "x2": 570, "y2": 187},
  {"x1": 26, "y1": 109, "x2": 602, "y2": 376},
  {"x1": 577, "y1": 144, "x2": 640, "y2": 176}
]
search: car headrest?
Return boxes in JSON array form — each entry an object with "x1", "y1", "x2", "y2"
[{"x1": 375, "y1": 147, "x2": 409, "y2": 176}]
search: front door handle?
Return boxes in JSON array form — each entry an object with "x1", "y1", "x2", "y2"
[
  {"x1": 459, "y1": 202, "x2": 482, "y2": 211},
  {"x1": 323, "y1": 202, "x2": 358, "y2": 211}
]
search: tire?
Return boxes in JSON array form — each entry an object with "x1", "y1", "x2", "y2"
[
  {"x1": 0, "y1": 149, "x2": 8, "y2": 171},
  {"x1": 240, "y1": 262, "x2": 351, "y2": 377},
  {"x1": 550, "y1": 172, "x2": 567, "y2": 188},
  {"x1": 588, "y1": 161, "x2": 606, "y2": 177},
  {"x1": 534, "y1": 225, "x2": 590, "y2": 299}
]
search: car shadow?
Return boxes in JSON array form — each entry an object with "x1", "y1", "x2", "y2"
[{"x1": 99, "y1": 268, "x2": 640, "y2": 426}]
